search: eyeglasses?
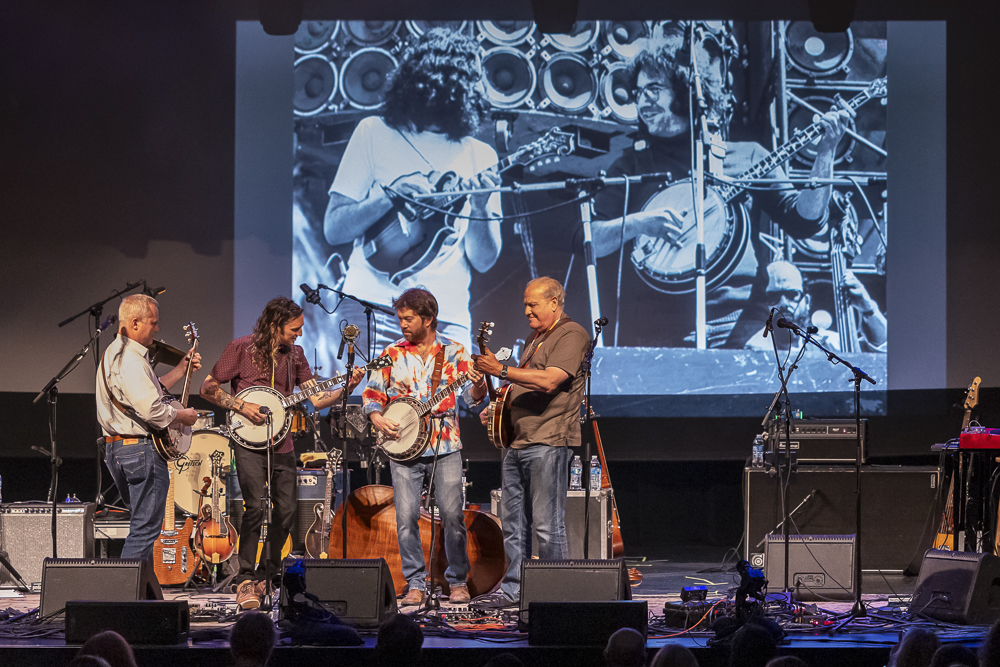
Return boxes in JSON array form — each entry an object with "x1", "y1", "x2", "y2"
[
  {"x1": 631, "y1": 83, "x2": 667, "y2": 101},
  {"x1": 774, "y1": 290, "x2": 804, "y2": 302}
]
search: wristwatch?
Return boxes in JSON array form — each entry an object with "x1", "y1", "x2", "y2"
[{"x1": 499, "y1": 366, "x2": 508, "y2": 381}]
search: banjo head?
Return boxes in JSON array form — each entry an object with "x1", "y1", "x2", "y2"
[
  {"x1": 631, "y1": 181, "x2": 749, "y2": 294},
  {"x1": 228, "y1": 386, "x2": 290, "y2": 450},
  {"x1": 380, "y1": 398, "x2": 427, "y2": 461}
]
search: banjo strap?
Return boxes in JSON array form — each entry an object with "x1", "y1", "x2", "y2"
[{"x1": 430, "y1": 346, "x2": 445, "y2": 395}]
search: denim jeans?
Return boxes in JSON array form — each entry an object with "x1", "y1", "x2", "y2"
[
  {"x1": 390, "y1": 451, "x2": 469, "y2": 591},
  {"x1": 104, "y1": 439, "x2": 170, "y2": 561},
  {"x1": 232, "y1": 445, "x2": 298, "y2": 582},
  {"x1": 499, "y1": 445, "x2": 571, "y2": 600}
]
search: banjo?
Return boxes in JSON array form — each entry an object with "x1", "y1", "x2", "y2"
[
  {"x1": 227, "y1": 356, "x2": 391, "y2": 450},
  {"x1": 631, "y1": 77, "x2": 887, "y2": 294},
  {"x1": 378, "y1": 372, "x2": 473, "y2": 463}
]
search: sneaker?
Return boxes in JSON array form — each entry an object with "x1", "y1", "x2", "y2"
[
  {"x1": 236, "y1": 580, "x2": 262, "y2": 610},
  {"x1": 401, "y1": 587, "x2": 426, "y2": 606},
  {"x1": 471, "y1": 591, "x2": 518, "y2": 610},
  {"x1": 448, "y1": 583, "x2": 471, "y2": 604}
]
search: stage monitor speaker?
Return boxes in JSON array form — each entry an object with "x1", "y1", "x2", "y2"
[
  {"x1": 519, "y1": 558, "x2": 631, "y2": 628},
  {"x1": 39, "y1": 558, "x2": 163, "y2": 620},
  {"x1": 279, "y1": 557, "x2": 397, "y2": 628},
  {"x1": 65, "y1": 600, "x2": 189, "y2": 644},
  {"x1": 764, "y1": 534, "x2": 855, "y2": 601},
  {"x1": 528, "y1": 600, "x2": 648, "y2": 646},
  {"x1": 745, "y1": 465, "x2": 940, "y2": 574},
  {"x1": 910, "y1": 549, "x2": 1000, "y2": 625},
  {"x1": 0, "y1": 503, "x2": 95, "y2": 591}
]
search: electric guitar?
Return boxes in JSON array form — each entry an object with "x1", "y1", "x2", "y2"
[
  {"x1": 933, "y1": 376, "x2": 980, "y2": 550},
  {"x1": 227, "y1": 356, "x2": 391, "y2": 450},
  {"x1": 363, "y1": 127, "x2": 575, "y2": 285},
  {"x1": 304, "y1": 451, "x2": 343, "y2": 559},
  {"x1": 152, "y1": 468, "x2": 200, "y2": 585},
  {"x1": 151, "y1": 322, "x2": 199, "y2": 461}
]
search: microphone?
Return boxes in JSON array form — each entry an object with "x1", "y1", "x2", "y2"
[
  {"x1": 99, "y1": 315, "x2": 118, "y2": 332},
  {"x1": 594, "y1": 316, "x2": 609, "y2": 327},
  {"x1": 777, "y1": 317, "x2": 820, "y2": 335},
  {"x1": 259, "y1": 406, "x2": 271, "y2": 415},
  {"x1": 300, "y1": 283, "x2": 321, "y2": 305},
  {"x1": 342, "y1": 323, "x2": 361, "y2": 341},
  {"x1": 142, "y1": 282, "x2": 166, "y2": 297},
  {"x1": 763, "y1": 307, "x2": 776, "y2": 339}
]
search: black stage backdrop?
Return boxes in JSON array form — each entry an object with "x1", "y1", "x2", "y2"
[{"x1": 1, "y1": 2, "x2": 998, "y2": 556}]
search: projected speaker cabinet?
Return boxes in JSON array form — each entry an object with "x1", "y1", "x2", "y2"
[
  {"x1": 0, "y1": 503, "x2": 95, "y2": 591},
  {"x1": 745, "y1": 466, "x2": 940, "y2": 573},
  {"x1": 492, "y1": 489, "x2": 614, "y2": 559}
]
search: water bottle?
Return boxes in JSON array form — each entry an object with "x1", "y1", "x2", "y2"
[
  {"x1": 752, "y1": 435, "x2": 764, "y2": 468},
  {"x1": 589, "y1": 456, "x2": 601, "y2": 492},
  {"x1": 570, "y1": 456, "x2": 583, "y2": 490}
]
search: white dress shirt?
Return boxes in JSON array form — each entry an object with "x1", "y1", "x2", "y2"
[{"x1": 96, "y1": 335, "x2": 178, "y2": 436}]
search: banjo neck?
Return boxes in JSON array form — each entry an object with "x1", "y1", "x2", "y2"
[
  {"x1": 280, "y1": 372, "x2": 350, "y2": 409},
  {"x1": 415, "y1": 373, "x2": 470, "y2": 418}
]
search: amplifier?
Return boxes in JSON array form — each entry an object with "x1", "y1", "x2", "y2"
[
  {"x1": 0, "y1": 503, "x2": 96, "y2": 591},
  {"x1": 745, "y1": 466, "x2": 940, "y2": 573},
  {"x1": 492, "y1": 489, "x2": 614, "y2": 559},
  {"x1": 767, "y1": 419, "x2": 866, "y2": 464}
]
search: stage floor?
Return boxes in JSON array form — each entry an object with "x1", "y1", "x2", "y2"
[{"x1": 0, "y1": 551, "x2": 989, "y2": 667}]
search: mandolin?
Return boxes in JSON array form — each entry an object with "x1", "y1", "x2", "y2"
[
  {"x1": 193, "y1": 450, "x2": 237, "y2": 565},
  {"x1": 152, "y1": 469, "x2": 200, "y2": 585}
]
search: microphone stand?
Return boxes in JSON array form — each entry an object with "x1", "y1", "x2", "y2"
[
  {"x1": 259, "y1": 410, "x2": 276, "y2": 611},
  {"x1": 580, "y1": 317, "x2": 606, "y2": 559},
  {"x1": 417, "y1": 419, "x2": 447, "y2": 614},
  {"x1": 779, "y1": 320, "x2": 875, "y2": 625},
  {"x1": 688, "y1": 23, "x2": 711, "y2": 350},
  {"x1": 338, "y1": 337, "x2": 357, "y2": 559}
]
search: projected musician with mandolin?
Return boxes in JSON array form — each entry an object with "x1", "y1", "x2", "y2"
[
  {"x1": 364, "y1": 288, "x2": 488, "y2": 607},
  {"x1": 321, "y1": 29, "x2": 502, "y2": 366},
  {"x1": 96, "y1": 294, "x2": 201, "y2": 561},
  {"x1": 588, "y1": 35, "x2": 854, "y2": 348},
  {"x1": 199, "y1": 296, "x2": 363, "y2": 609}
]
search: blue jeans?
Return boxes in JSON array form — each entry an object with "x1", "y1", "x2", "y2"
[
  {"x1": 390, "y1": 451, "x2": 469, "y2": 591},
  {"x1": 105, "y1": 439, "x2": 169, "y2": 561},
  {"x1": 499, "y1": 445, "x2": 571, "y2": 600}
]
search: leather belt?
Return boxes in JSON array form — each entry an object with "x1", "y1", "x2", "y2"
[{"x1": 106, "y1": 435, "x2": 149, "y2": 445}]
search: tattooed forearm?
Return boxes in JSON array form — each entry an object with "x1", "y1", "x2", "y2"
[{"x1": 200, "y1": 376, "x2": 243, "y2": 411}]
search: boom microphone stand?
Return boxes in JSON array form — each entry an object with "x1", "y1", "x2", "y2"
[{"x1": 580, "y1": 316, "x2": 607, "y2": 559}]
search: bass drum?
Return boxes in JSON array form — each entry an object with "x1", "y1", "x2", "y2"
[
  {"x1": 171, "y1": 429, "x2": 230, "y2": 517},
  {"x1": 631, "y1": 181, "x2": 750, "y2": 294}
]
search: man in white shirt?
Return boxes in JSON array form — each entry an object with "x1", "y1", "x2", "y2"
[{"x1": 96, "y1": 294, "x2": 199, "y2": 560}]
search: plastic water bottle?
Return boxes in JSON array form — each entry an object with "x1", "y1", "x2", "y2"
[
  {"x1": 569, "y1": 456, "x2": 583, "y2": 490},
  {"x1": 589, "y1": 456, "x2": 601, "y2": 492},
  {"x1": 752, "y1": 435, "x2": 765, "y2": 468}
]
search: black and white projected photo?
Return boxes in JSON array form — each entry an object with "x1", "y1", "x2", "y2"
[{"x1": 289, "y1": 20, "x2": 889, "y2": 416}]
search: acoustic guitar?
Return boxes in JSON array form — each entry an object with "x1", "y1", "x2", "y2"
[
  {"x1": 304, "y1": 451, "x2": 343, "y2": 558},
  {"x1": 933, "y1": 377, "x2": 980, "y2": 550},
  {"x1": 152, "y1": 469, "x2": 200, "y2": 586}
]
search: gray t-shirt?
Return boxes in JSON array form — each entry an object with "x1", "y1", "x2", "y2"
[{"x1": 508, "y1": 318, "x2": 590, "y2": 449}]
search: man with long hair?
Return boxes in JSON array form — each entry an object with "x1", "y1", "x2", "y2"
[
  {"x1": 200, "y1": 296, "x2": 361, "y2": 609},
  {"x1": 321, "y1": 28, "x2": 502, "y2": 370},
  {"x1": 365, "y1": 288, "x2": 487, "y2": 606},
  {"x1": 96, "y1": 294, "x2": 200, "y2": 561},
  {"x1": 587, "y1": 32, "x2": 852, "y2": 348}
]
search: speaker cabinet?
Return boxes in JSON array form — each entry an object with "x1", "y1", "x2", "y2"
[
  {"x1": 911, "y1": 549, "x2": 1000, "y2": 625},
  {"x1": 40, "y1": 558, "x2": 163, "y2": 620},
  {"x1": 279, "y1": 557, "x2": 397, "y2": 628},
  {"x1": 492, "y1": 489, "x2": 614, "y2": 559},
  {"x1": 0, "y1": 503, "x2": 95, "y2": 591},
  {"x1": 528, "y1": 600, "x2": 648, "y2": 646},
  {"x1": 764, "y1": 534, "x2": 855, "y2": 600},
  {"x1": 65, "y1": 600, "x2": 189, "y2": 644},
  {"x1": 745, "y1": 466, "x2": 940, "y2": 573},
  {"x1": 519, "y1": 558, "x2": 631, "y2": 628}
]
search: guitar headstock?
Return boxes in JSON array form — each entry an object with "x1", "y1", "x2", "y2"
[
  {"x1": 209, "y1": 449, "x2": 224, "y2": 471},
  {"x1": 183, "y1": 321, "x2": 199, "y2": 346},
  {"x1": 866, "y1": 77, "x2": 888, "y2": 100},
  {"x1": 965, "y1": 377, "x2": 982, "y2": 411},
  {"x1": 367, "y1": 356, "x2": 393, "y2": 372},
  {"x1": 477, "y1": 321, "x2": 494, "y2": 353},
  {"x1": 509, "y1": 128, "x2": 576, "y2": 168}
]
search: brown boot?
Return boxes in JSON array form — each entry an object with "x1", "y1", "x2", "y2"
[
  {"x1": 236, "y1": 580, "x2": 261, "y2": 610},
  {"x1": 401, "y1": 587, "x2": 426, "y2": 606},
  {"x1": 448, "y1": 583, "x2": 470, "y2": 604}
]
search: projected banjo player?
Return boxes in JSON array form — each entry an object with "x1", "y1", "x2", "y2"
[
  {"x1": 364, "y1": 288, "x2": 487, "y2": 607},
  {"x1": 322, "y1": 29, "x2": 502, "y2": 364},
  {"x1": 199, "y1": 296, "x2": 363, "y2": 610},
  {"x1": 587, "y1": 34, "x2": 852, "y2": 348}
]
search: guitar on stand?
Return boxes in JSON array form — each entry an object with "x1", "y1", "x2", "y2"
[
  {"x1": 153, "y1": 469, "x2": 200, "y2": 585},
  {"x1": 304, "y1": 451, "x2": 343, "y2": 558},
  {"x1": 934, "y1": 376, "x2": 980, "y2": 550}
]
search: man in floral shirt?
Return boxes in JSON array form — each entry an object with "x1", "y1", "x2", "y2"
[{"x1": 365, "y1": 288, "x2": 487, "y2": 606}]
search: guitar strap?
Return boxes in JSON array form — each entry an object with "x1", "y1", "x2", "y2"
[
  {"x1": 100, "y1": 353, "x2": 154, "y2": 436},
  {"x1": 430, "y1": 346, "x2": 445, "y2": 395}
]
